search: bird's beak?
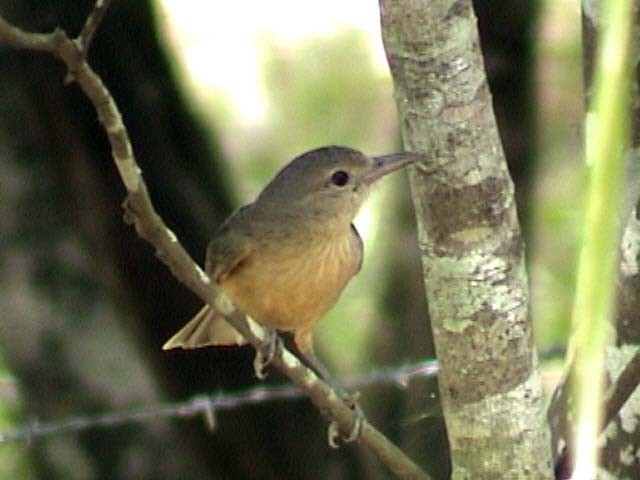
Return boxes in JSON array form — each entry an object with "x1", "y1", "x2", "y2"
[{"x1": 362, "y1": 152, "x2": 421, "y2": 184}]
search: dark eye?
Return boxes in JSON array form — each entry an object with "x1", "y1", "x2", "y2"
[{"x1": 330, "y1": 170, "x2": 350, "y2": 187}]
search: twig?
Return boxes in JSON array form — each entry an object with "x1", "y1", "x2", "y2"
[
  {"x1": 0, "y1": 4, "x2": 429, "y2": 480},
  {"x1": 0, "y1": 359, "x2": 439, "y2": 445},
  {"x1": 601, "y1": 348, "x2": 640, "y2": 428},
  {"x1": 549, "y1": 348, "x2": 640, "y2": 477},
  {"x1": 77, "y1": 0, "x2": 114, "y2": 54}
]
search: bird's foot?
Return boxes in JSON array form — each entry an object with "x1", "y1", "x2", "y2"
[
  {"x1": 327, "y1": 392, "x2": 365, "y2": 448},
  {"x1": 253, "y1": 328, "x2": 283, "y2": 379}
]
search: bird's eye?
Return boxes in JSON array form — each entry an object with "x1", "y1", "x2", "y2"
[{"x1": 330, "y1": 170, "x2": 350, "y2": 187}]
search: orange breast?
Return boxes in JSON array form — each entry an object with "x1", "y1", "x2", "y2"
[{"x1": 220, "y1": 232, "x2": 359, "y2": 333}]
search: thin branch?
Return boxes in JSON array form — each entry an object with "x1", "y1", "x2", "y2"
[
  {"x1": 0, "y1": 18, "x2": 64, "y2": 54},
  {"x1": 549, "y1": 348, "x2": 640, "y2": 476},
  {"x1": 0, "y1": 359, "x2": 439, "y2": 445},
  {"x1": 601, "y1": 348, "x2": 640, "y2": 428},
  {"x1": 77, "y1": 0, "x2": 115, "y2": 53},
  {"x1": 0, "y1": 6, "x2": 429, "y2": 480}
]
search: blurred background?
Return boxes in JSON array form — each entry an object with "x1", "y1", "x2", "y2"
[{"x1": 0, "y1": 0, "x2": 582, "y2": 478}]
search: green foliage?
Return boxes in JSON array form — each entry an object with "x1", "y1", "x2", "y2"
[
  {"x1": 0, "y1": 356, "x2": 33, "y2": 479},
  {"x1": 530, "y1": 2, "x2": 585, "y2": 349},
  {"x1": 241, "y1": 30, "x2": 393, "y2": 191},
  {"x1": 261, "y1": 30, "x2": 388, "y2": 151}
]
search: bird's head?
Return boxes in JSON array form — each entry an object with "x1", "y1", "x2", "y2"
[{"x1": 255, "y1": 146, "x2": 418, "y2": 224}]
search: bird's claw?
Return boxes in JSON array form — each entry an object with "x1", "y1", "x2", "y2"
[
  {"x1": 342, "y1": 391, "x2": 361, "y2": 409},
  {"x1": 327, "y1": 421, "x2": 341, "y2": 448},
  {"x1": 253, "y1": 329, "x2": 282, "y2": 379},
  {"x1": 327, "y1": 394, "x2": 365, "y2": 448}
]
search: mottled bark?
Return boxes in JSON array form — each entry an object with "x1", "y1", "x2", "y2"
[
  {"x1": 380, "y1": 1, "x2": 553, "y2": 478},
  {"x1": 377, "y1": 4, "x2": 537, "y2": 477}
]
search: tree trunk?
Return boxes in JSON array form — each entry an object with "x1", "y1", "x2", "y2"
[
  {"x1": 380, "y1": 1, "x2": 553, "y2": 478},
  {"x1": 377, "y1": 3, "x2": 538, "y2": 477}
]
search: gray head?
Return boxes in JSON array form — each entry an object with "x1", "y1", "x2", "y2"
[{"x1": 253, "y1": 146, "x2": 416, "y2": 223}]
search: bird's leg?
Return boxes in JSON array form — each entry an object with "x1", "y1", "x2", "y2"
[
  {"x1": 327, "y1": 406, "x2": 365, "y2": 448},
  {"x1": 299, "y1": 349, "x2": 350, "y2": 399},
  {"x1": 253, "y1": 328, "x2": 283, "y2": 380},
  {"x1": 301, "y1": 349, "x2": 365, "y2": 446},
  {"x1": 293, "y1": 329, "x2": 350, "y2": 398}
]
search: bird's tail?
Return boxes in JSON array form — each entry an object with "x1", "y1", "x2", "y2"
[{"x1": 162, "y1": 305, "x2": 247, "y2": 350}]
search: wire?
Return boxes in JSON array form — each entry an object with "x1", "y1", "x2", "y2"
[{"x1": 0, "y1": 358, "x2": 438, "y2": 445}]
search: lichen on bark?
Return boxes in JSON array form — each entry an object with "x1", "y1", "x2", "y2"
[{"x1": 381, "y1": 1, "x2": 553, "y2": 477}]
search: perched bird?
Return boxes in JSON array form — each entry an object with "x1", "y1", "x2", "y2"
[{"x1": 163, "y1": 146, "x2": 415, "y2": 388}]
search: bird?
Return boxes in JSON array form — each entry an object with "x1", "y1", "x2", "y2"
[{"x1": 163, "y1": 145, "x2": 416, "y2": 392}]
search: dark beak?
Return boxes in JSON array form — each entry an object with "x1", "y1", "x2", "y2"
[{"x1": 362, "y1": 152, "x2": 421, "y2": 184}]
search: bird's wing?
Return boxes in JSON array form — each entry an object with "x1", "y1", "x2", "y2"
[
  {"x1": 163, "y1": 208, "x2": 255, "y2": 351},
  {"x1": 162, "y1": 238, "x2": 252, "y2": 351},
  {"x1": 205, "y1": 207, "x2": 255, "y2": 283}
]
